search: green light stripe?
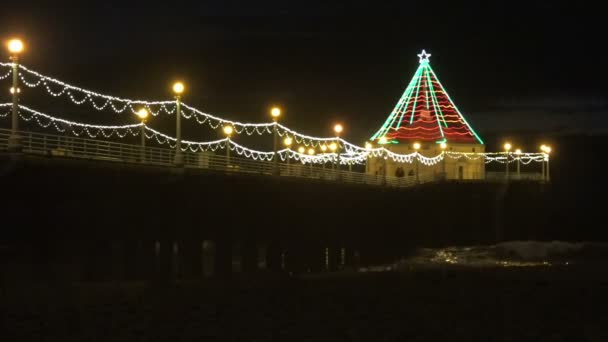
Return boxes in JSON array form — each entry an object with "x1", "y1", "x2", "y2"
[
  {"x1": 395, "y1": 67, "x2": 422, "y2": 130},
  {"x1": 370, "y1": 66, "x2": 422, "y2": 140},
  {"x1": 427, "y1": 65, "x2": 484, "y2": 144},
  {"x1": 409, "y1": 63, "x2": 426, "y2": 124}
]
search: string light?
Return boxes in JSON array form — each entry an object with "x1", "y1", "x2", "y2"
[
  {"x1": 0, "y1": 101, "x2": 548, "y2": 166},
  {"x1": 15, "y1": 63, "x2": 176, "y2": 116},
  {"x1": 5, "y1": 103, "x2": 142, "y2": 138}
]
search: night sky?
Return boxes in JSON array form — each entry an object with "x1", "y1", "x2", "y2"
[{"x1": 1, "y1": 1, "x2": 606, "y2": 143}]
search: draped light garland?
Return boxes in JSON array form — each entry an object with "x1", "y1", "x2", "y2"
[
  {"x1": 0, "y1": 102, "x2": 547, "y2": 166},
  {"x1": 0, "y1": 63, "x2": 549, "y2": 167},
  {"x1": 0, "y1": 103, "x2": 142, "y2": 138},
  {"x1": 8, "y1": 63, "x2": 344, "y2": 145}
]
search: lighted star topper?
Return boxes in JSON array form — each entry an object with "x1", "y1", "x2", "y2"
[{"x1": 417, "y1": 50, "x2": 431, "y2": 63}]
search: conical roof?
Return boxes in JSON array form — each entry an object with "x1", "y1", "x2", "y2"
[{"x1": 370, "y1": 50, "x2": 483, "y2": 145}]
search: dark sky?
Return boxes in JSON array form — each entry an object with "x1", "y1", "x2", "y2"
[{"x1": 1, "y1": 1, "x2": 606, "y2": 143}]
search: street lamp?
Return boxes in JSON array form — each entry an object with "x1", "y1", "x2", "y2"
[
  {"x1": 307, "y1": 148, "x2": 315, "y2": 176},
  {"x1": 284, "y1": 136, "x2": 292, "y2": 173},
  {"x1": 515, "y1": 148, "x2": 522, "y2": 178},
  {"x1": 172, "y1": 81, "x2": 185, "y2": 166},
  {"x1": 413, "y1": 142, "x2": 421, "y2": 183},
  {"x1": 136, "y1": 108, "x2": 149, "y2": 162},
  {"x1": 541, "y1": 145, "x2": 551, "y2": 182},
  {"x1": 223, "y1": 125, "x2": 233, "y2": 167},
  {"x1": 333, "y1": 124, "x2": 343, "y2": 172},
  {"x1": 7, "y1": 38, "x2": 24, "y2": 152},
  {"x1": 504, "y1": 142, "x2": 512, "y2": 180},
  {"x1": 271, "y1": 107, "x2": 281, "y2": 175},
  {"x1": 440, "y1": 142, "x2": 447, "y2": 180},
  {"x1": 365, "y1": 142, "x2": 373, "y2": 174}
]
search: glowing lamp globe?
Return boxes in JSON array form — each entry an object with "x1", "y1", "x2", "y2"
[
  {"x1": 504, "y1": 142, "x2": 512, "y2": 151},
  {"x1": 172, "y1": 82, "x2": 185, "y2": 95},
  {"x1": 333, "y1": 124, "x2": 343, "y2": 134},
  {"x1": 271, "y1": 107, "x2": 281, "y2": 119},
  {"x1": 378, "y1": 137, "x2": 388, "y2": 145},
  {"x1": 136, "y1": 108, "x2": 149, "y2": 120},
  {"x1": 320, "y1": 144, "x2": 327, "y2": 152},
  {"x1": 413, "y1": 142, "x2": 421, "y2": 150},
  {"x1": 7, "y1": 39, "x2": 24, "y2": 54},
  {"x1": 298, "y1": 146, "x2": 305, "y2": 154},
  {"x1": 440, "y1": 142, "x2": 447, "y2": 150},
  {"x1": 515, "y1": 148, "x2": 522, "y2": 155},
  {"x1": 365, "y1": 142, "x2": 373, "y2": 150},
  {"x1": 284, "y1": 137, "x2": 292, "y2": 146},
  {"x1": 307, "y1": 148, "x2": 315, "y2": 155},
  {"x1": 329, "y1": 142, "x2": 337, "y2": 151},
  {"x1": 223, "y1": 125, "x2": 233, "y2": 136}
]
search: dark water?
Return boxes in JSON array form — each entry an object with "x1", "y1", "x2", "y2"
[{"x1": 2, "y1": 241, "x2": 608, "y2": 340}]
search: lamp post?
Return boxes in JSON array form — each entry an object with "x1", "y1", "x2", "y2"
[
  {"x1": 541, "y1": 145, "x2": 551, "y2": 182},
  {"x1": 223, "y1": 125, "x2": 233, "y2": 168},
  {"x1": 284, "y1": 136, "x2": 292, "y2": 174},
  {"x1": 307, "y1": 148, "x2": 315, "y2": 176},
  {"x1": 365, "y1": 142, "x2": 373, "y2": 174},
  {"x1": 329, "y1": 142, "x2": 337, "y2": 174},
  {"x1": 545, "y1": 146, "x2": 551, "y2": 182},
  {"x1": 413, "y1": 142, "x2": 421, "y2": 183},
  {"x1": 320, "y1": 144, "x2": 327, "y2": 170},
  {"x1": 172, "y1": 82, "x2": 185, "y2": 166},
  {"x1": 136, "y1": 108, "x2": 149, "y2": 162},
  {"x1": 440, "y1": 142, "x2": 447, "y2": 180},
  {"x1": 540, "y1": 145, "x2": 546, "y2": 181},
  {"x1": 298, "y1": 146, "x2": 305, "y2": 176},
  {"x1": 515, "y1": 148, "x2": 522, "y2": 179},
  {"x1": 333, "y1": 124, "x2": 343, "y2": 172},
  {"x1": 379, "y1": 137, "x2": 388, "y2": 184},
  {"x1": 271, "y1": 107, "x2": 281, "y2": 175},
  {"x1": 7, "y1": 38, "x2": 24, "y2": 152},
  {"x1": 504, "y1": 142, "x2": 512, "y2": 180}
]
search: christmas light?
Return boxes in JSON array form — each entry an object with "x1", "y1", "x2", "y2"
[
  {"x1": 7, "y1": 103, "x2": 142, "y2": 138},
  {"x1": 370, "y1": 51, "x2": 483, "y2": 144},
  {"x1": 417, "y1": 49, "x2": 431, "y2": 64}
]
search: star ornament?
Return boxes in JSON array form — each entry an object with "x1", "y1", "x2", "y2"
[{"x1": 418, "y1": 50, "x2": 431, "y2": 64}]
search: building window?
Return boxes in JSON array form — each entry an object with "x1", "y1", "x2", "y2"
[
  {"x1": 408, "y1": 170, "x2": 415, "y2": 177},
  {"x1": 472, "y1": 147, "x2": 476, "y2": 152}
]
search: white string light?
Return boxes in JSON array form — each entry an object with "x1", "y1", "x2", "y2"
[
  {"x1": 15, "y1": 64, "x2": 175, "y2": 116},
  {"x1": 0, "y1": 103, "x2": 142, "y2": 138}
]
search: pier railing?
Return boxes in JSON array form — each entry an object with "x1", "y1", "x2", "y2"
[{"x1": 0, "y1": 128, "x2": 437, "y2": 188}]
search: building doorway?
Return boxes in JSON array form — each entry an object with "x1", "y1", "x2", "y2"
[{"x1": 458, "y1": 166, "x2": 464, "y2": 180}]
